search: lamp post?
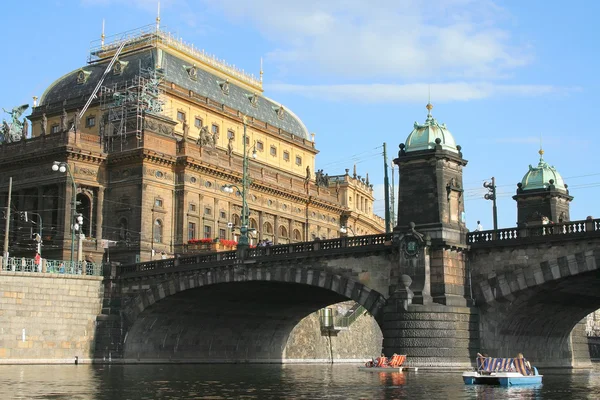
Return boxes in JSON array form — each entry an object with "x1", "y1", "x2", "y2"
[
  {"x1": 483, "y1": 177, "x2": 498, "y2": 232},
  {"x1": 222, "y1": 115, "x2": 256, "y2": 254},
  {"x1": 52, "y1": 161, "x2": 77, "y2": 267},
  {"x1": 340, "y1": 225, "x2": 356, "y2": 236},
  {"x1": 27, "y1": 211, "x2": 43, "y2": 255}
]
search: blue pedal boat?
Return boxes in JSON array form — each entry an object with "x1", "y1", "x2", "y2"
[{"x1": 462, "y1": 354, "x2": 542, "y2": 386}]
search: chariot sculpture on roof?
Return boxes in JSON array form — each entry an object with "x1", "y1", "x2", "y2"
[{"x1": 1, "y1": 104, "x2": 29, "y2": 143}]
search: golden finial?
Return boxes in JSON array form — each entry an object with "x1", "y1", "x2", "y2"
[
  {"x1": 426, "y1": 103, "x2": 433, "y2": 111},
  {"x1": 101, "y1": 19, "x2": 105, "y2": 48},
  {"x1": 539, "y1": 148, "x2": 544, "y2": 157},
  {"x1": 156, "y1": 1, "x2": 161, "y2": 32},
  {"x1": 539, "y1": 133, "x2": 544, "y2": 159},
  {"x1": 260, "y1": 57, "x2": 263, "y2": 84}
]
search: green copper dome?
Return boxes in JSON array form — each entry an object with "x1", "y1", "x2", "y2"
[
  {"x1": 405, "y1": 103, "x2": 458, "y2": 154},
  {"x1": 520, "y1": 150, "x2": 567, "y2": 191}
]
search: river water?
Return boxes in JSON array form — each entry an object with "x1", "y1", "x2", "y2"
[{"x1": 0, "y1": 363, "x2": 599, "y2": 399}]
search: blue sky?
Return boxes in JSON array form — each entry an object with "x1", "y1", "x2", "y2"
[{"x1": 1, "y1": 0, "x2": 598, "y2": 231}]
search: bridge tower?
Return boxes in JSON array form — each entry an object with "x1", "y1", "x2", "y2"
[
  {"x1": 514, "y1": 148, "x2": 573, "y2": 226},
  {"x1": 384, "y1": 103, "x2": 476, "y2": 369},
  {"x1": 393, "y1": 103, "x2": 469, "y2": 306}
]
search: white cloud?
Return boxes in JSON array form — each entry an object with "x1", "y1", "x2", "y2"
[
  {"x1": 203, "y1": 0, "x2": 531, "y2": 80},
  {"x1": 265, "y1": 82, "x2": 574, "y2": 104}
]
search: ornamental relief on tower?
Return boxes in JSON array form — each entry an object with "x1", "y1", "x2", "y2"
[
  {"x1": 143, "y1": 167, "x2": 170, "y2": 181},
  {"x1": 74, "y1": 166, "x2": 98, "y2": 177}
]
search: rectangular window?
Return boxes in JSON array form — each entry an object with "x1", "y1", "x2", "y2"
[
  {"x1": 204, "y1": 225, "x2": 212, "y2": 239},
  {"x1": 212, "y1": 124, "x2": 219, "y2": 135},
  {"x1": 256, "y1": 141, "x2": 264, "y2": 151},
  {"x1": 85, "y1": 116, "x2": 96, "y2": 128},
  {"x1": 204, "y1": 207, "x2": 212, "y2": 216},
  {"x1": 245, "y1": 136, "x2": 250, "y2": 145},
  {"x1": 177, "y1": 111, "x2": 186, "y2": 122},
  {"x1": 270, "y1": 146, "x2": 277, "y2": 156},
  {"x1": 154, "y1": 198, "x2": 163, "y2": 208},
  {"x1": 227, "y1": 129, "x2": 235, "y2": 140},
  {"x1": 194, "y1": 117, "x2": 203, "y2": 128},
  {"x1": 283, "y1": 151, "x2": 290, "y2": 161},
  {"x1": 295, "y1": 155, "x2": 302, "y2": 166},
  {"x1": 220, "y1": 211, "x2": 227, "y2": 219},
  {"x1": 188, "y1": 222, "x2": 196, "y2": 241},
  {"x1": 189, "y1": 203, "x2": 196, "y2": 212},
  {"x1": 219, "y1": 228, "x2": 226, "y2": 240},
  {"x1": 51, "y1": 125, "x2": 59, "y2": 134}
]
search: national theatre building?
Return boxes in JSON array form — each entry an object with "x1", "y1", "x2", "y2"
[{"x1": 0, "y1": 24, "x2": 384, "y2": 265}]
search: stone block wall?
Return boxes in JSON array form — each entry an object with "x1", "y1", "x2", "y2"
[
  {"x1": 381, "y1": 303, "x2": 479, "y2": 369},
  {"x1": 283, "y1": 307, "x2": 382, "y2": 362},
  {"x1": 0, "y1": 272, "x2": 104, "y2": 363}
]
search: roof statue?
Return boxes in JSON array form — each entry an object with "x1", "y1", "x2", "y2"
[{"x1": 1, "y1": 104, "x2": 29, "y2": 143}]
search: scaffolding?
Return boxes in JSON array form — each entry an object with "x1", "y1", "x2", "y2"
[{"x1": 100, "y1": 66, "x2": 165, "y2": 153}]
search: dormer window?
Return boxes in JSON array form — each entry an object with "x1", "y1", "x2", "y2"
[
  {"x1": 218, "y1": 80, "x2": 230, "y2": 95},
  {"x1": 113, "y1": 60, "x2": 128, "y2": 75},
  {"x1": 185, "y1": 65, "x2": 198, "y2": 81},
  {"x1": 76, "y1": 69, "x2": 91, "y2": 84},
  {"x1": 274, "y1": 105, "x2": 285, "y2": 120},
  {"x1": 247, "y1": 93, "x2": 259, "y2": 108}
]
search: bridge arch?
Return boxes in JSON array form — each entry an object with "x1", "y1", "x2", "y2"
[
  {"x1": 474, "y1": 248, "x2": 600, "y2": 367},
  {"x1": 118, "y1": 263, "x2": 387, "y2": 362}
]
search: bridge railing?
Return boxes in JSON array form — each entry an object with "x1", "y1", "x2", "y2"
[
  {"x1": 0, "y1": 256, "x2": 103, "y2": 276},
  {"x1": 467, "y1": 218, "x2": 600, "y2": 245},
  {"x1": 118, "y1": 233, "x2": 393, "y2": 277}
]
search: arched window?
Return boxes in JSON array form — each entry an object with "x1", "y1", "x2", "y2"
[
  {"x1": 232, "y1": 214, "x2": 241, "y2": 228},
  {"x1": 118, "y1": 217, "x2": 128, "y2": 240},
  {"x1": 249, "y1": 218, "x2": 258, "y2": 231},
  {"x1": 263, "y1": 221, "x2": 273, "y2": 234},
  {"x1": 153, "y1": 219, "x2": 163, "y2": 243},
  {"x1": 76, "y1": 192, "x2": 93, "y2": 237},
  {"x1": 293, "y1": 229, "x2": 302, "y2": 241},
  {"x1": 279, "y1": 225, "x2": 288, "y2": 237}
]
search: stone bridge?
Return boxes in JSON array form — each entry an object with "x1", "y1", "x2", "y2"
[
  {"x1": 97, "y1": 235, "x2": 397, "y2": 363},
  {"x1": 97, "y1": 218, "x2": 600, "y2": 368},
  {"x1": 468, "y1": 218, "x2": 600, "y2": 368}
]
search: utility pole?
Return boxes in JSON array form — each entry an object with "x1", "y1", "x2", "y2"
[
  {"x1": 483, "y1": 177, "x2": 498, "y2": 231},
  {"x1": 383, "y1": 143, "x2": 391, "y2": 233},
  {"x1": 390, "y1": 161, "x2": 396, "y2": 228},
  {"x1": 3, "y1": 177, "x2": 12, "y2": 266}
]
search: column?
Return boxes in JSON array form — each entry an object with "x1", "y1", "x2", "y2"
[
  {"x1": 95, "y1": 188, "x2": 104, "y2": 241},
  {"x1": 258, "y1": 210, "x2": 264, "y2": 242},
  {"x1": 274, "y1": 214, "x2": 279, "y2": 244},
  {"x1": 37, "y1": 186, "x2": 44, "y2": 235}
]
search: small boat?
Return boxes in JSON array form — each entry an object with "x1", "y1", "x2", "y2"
[
  {"x1": 462, "y1": 354, "x2": 542, "y2": 386},
  {"x1": 360, "y1": 354, "x2": 414, "y2": 372}
]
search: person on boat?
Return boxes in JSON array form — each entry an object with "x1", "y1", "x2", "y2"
[{"x1": 516, "y1": 353, "x2": 532, "y2": 370}]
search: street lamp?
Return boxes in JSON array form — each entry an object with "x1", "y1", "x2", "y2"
[
  {"x1": 340, "y1": 225, "x2": 356, "y2": 236},
  {"x1": 52, "y1": 161, "x2": 77, "y2": 267},
  {"x1": 222, "y1": 115, "x2": 257, "y2": 254}
]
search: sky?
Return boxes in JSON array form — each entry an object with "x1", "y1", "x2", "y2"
[{"x1": 1, "y1": 0, "x2": 599, "y2": 231}]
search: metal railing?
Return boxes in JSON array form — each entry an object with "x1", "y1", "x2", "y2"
[
  {"x1": 0, "y1": 256, "x2": 103, "y2": 276},
  {"x1": 319, "y1": 305, "x2": 367, "y2": 330}
]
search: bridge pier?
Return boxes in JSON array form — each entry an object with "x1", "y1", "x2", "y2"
[{"x1": 382, "y1": 299, "x2": 479, "y2": 369}]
